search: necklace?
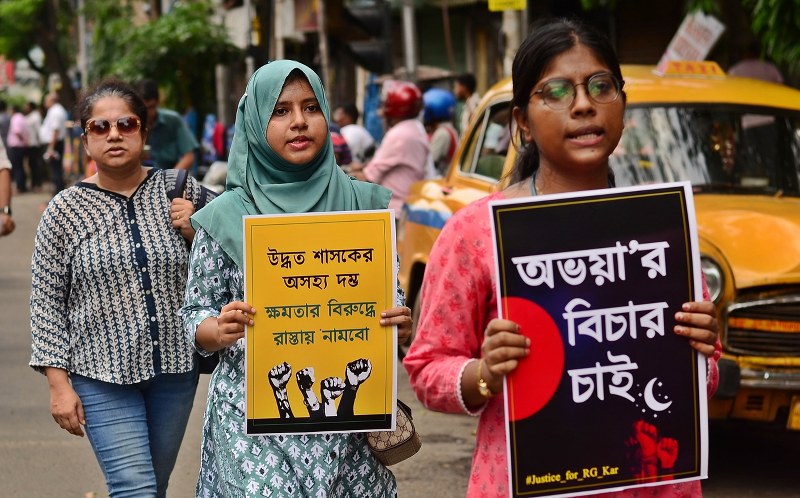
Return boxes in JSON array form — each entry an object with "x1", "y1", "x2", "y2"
[
  {"x1": 531, "y1": 170, "x2": 540, "y2": 196},
  {"x1": 530, "y1": 169, "x2": 615, "y2": 196}
]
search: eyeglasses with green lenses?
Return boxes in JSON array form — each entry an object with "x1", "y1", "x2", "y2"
[{"x1": 533, "y1": 73, "x2": 623, "y2": 110}]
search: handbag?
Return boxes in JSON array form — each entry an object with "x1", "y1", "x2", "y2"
[
  {"x1": 163, "y1": 168, "x2": 220, "y2": 375},
  {"x1": 367, "y1": 399, "x2": 422, "y2": 466}
]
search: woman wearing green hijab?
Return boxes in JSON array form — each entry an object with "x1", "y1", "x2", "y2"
[{"x1": 181, "y1": 61, "x2": 412, "y2": 497}]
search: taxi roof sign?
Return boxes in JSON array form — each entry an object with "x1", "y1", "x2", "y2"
[
  {"x1": 655, "y1": 60, "x2": 725, "y2": 77},
  {"x1": 655, "y1": 11, "x2": 725, "y2": 75}
]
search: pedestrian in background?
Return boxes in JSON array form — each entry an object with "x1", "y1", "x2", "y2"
[
  {"x1": 403, "y1": 18, "x2": 720, "y2": 498},
  {"x1": 349, "y1": 80, "x2": 433, "y2": 213},
  {"x1": 332, "y1": 129, "x2": 354, "y2": 167},
  {"x1": 136, "y1": 79, "x2": 199, "y2": 171},
  {"x1": 30, "y1": 79, "x2": 203, "y2": 498},
  {"x1": 728, "y1": 41, "x2": 784, "y2": 165},
  {"x1": 6, "y1": 104, "x2": 29, "y2": 193},
  {"x1": 180, "y1": 59, "x2": 412, "y2": 498},
  {"x1": 422, "y1": 87, "x2": 459, "y2": 175},
  {"x1": 0, "y1": 101, "x2": 10, "y2": 147},
  {"x1": 333, "y1": 102, "x2": 376, "y2": 164},
  {"x1": 24, "y1": 101, "x2": 45, "y2": 192},
  {"x1": 454, "y1": 72, "x2": 480, "y2": 136},
  {"x1": 200, "y1": 113, "x2": 220, "y2": 165},
  {"x1": 329, "y1": 121, "x2": 354, "y2": 167},
  {"x1": 728, "y1": 41, "x2": 783, "y2": 84},
  {"x1": 0, "y1": 138, "x2": 15, "y2": 236},
  {"x1": 39, "y1": 92, "x2": 68, "y2": 195}
]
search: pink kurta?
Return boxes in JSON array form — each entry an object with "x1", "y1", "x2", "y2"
[
  {"x1": 403, "y1": 191, "x2": 720, "y2": 498},
  {"x1": 363, "y1": 119, "x2": 429, "y2": 212}
]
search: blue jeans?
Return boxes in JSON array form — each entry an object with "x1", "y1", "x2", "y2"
[{"x1": 71, "y1": 370, "x2": 198, "y2": 498}]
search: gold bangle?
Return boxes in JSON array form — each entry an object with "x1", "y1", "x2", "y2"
[{"x1": 477, "y1": 358, "x2": 494, "y2": 399}]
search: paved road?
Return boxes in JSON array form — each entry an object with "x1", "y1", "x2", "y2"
[
  {"x1": 0, "y1": 191, "x2": 476, "y2": 497},
  {"x1": 4, "y1": 191, "x2": 798, "y2": 497}
]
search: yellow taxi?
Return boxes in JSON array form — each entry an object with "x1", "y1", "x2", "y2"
[{"x1": 398, "y1": 62, "x2": 800, "y2": 430}]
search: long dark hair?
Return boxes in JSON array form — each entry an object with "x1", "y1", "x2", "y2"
[
  {"x1": 77, "y1": 78, "x2": 148, "y2": 136},
  {"x1": 508, "y1": 18, "x2": 623, "y2": 184}
]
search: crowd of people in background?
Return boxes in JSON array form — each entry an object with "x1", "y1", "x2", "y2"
[
  {"x1": 4, "y1": 60, "x2": 484, "y2": 497},
  {"x1": 332, "y1": 72, "x2": 478, "y2": 215},
  {"x1": 3, "y1": 36, "x2": 782, "y2": 218},
  {"x1": 0, "y1": 66, "x2": 480, "y2": 215},
  {"x1": 11, "y1": 16, "x2": 794, "y2": 495}
]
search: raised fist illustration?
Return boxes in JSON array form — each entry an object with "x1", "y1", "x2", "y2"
[
  {"x1": 296, "y1": 367, "x2": 322, "y2": 417},
  {"x1": 296, "y1": 367, "x2": 315, "y2": 391},
  {"x1": 321, "y1": 377, "x2": 345, "y2": 417},
  {"x1": 345, "y1": 358, "x2": 372, "y2": 389},
  {"x1": 268, "y1": 362, "x2": 294, "y2": 419},
  {"x1": 631, "y1": 419, "x2": 658, "y2": 459},
  {"x1": 657, "y1": 437, "x2": 678, "y2": 470},
  {"x1": 269, "y1": 362, "x2": 292, "y2": 390},
  {"x1": 625, "y1": 419, "x2": 672, "y2": 482}
]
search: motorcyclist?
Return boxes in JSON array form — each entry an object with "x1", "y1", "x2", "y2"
[
  {"x1": 423, "y1": 88, "x2": 459, "y2": 175},
  {"x1": 350, "y1": 80, "x2": 434, "y2": 214}
]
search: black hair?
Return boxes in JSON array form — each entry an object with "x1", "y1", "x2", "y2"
[
  {"x1": 341, "y1": 103, "x2": 360, "y2": 123},
  {"x1": 283, "y1": 68, "x2": 310, "y2": 88},
  {"x1": 509, "y1": 18, "x2": 623, "y2": 184},
  {"x1": 78, "y1": 78, "x2": 149, "y2": 135},
  {"x1": 455, "y1": 73, "x2": 477, "y2": 94},
  {"x1": 135, "y1": 78, "x2": 160, "y2": 102}
]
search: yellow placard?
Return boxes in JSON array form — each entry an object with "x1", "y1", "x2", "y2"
[
  {"x1": 244, "y1": 210, "x2": 396, "y2": 435},
  {"x1": 488, "y1": 0, "x2": 525, "y2": 12}
]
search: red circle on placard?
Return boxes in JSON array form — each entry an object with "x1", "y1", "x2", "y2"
[{"x1": 503, "y1": 296, "x2": 565, "y2": 421}]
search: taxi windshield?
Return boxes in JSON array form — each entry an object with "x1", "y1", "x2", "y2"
[{"x1": 611, "y1": 105, "x2": 800, "y2": 196}]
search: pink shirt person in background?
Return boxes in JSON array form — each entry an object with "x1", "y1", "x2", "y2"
[{"x1": 350, "y1": 80, "x2": 431, "y2": 213}]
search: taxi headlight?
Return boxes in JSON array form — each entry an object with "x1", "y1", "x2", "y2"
[{"x1": 701, "y1": 256, "x2": 724, "y2": 303}]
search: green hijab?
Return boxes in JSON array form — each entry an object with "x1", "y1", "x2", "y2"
[{"x1": 191, "y1": 60, "x2": 391, "y2": 268}]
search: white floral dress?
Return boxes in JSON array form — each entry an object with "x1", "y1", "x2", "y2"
[{"x1": 181, "y1": 228, "x2": 399, "y2": 498}]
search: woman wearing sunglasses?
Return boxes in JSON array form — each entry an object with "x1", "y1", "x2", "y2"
[
  {"x1": 403, "y1": 18, "x2": 720, "y2": 498},
  {"x1": 30, "y1": 79, "x2": 202, "y2": 498}
]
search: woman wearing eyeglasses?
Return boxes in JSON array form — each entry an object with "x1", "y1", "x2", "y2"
[
  {"x1": 403, "y1": 18, "x2": 720, "y2": 498},
  {"x1": 29, "y1": 79, "x2": 201, "y2": 498}
]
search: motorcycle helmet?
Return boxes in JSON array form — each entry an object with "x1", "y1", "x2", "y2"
[
  {"x1": 381, "y1": 80, "x2": 423, "y2": 120},
  {"x1": 423, "y1": 88, "x2": 457, "y2": 124}
]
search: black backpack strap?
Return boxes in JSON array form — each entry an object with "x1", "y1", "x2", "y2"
[
  {"x1": 199, "y1": 186, "x2": 219, "y2": 206},
  {"x1": 163, "y1": 168, "x2": 189, "y2": 201},
  {"x1": 164, "y1": 168, "x2": 219, "y2": 208}
]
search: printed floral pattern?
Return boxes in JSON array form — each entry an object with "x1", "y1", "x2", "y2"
[{"x1": 182, "y1": 229, "x2": 398, "y2": 498}]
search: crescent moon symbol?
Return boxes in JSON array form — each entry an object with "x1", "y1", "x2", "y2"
[{"x1": 644, "y1": 377, "x2": 673, "y2": 412}]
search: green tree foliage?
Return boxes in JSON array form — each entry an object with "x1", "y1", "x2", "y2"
[
  {"x1": 579, "y1": 0, "x2": 800, "y2": 81},
  {"x1": 0, "y1": 0, "x2": 241, "y2": 116},
  {"x1": 85, "y1": 0, "x2": 137, "y2": 84},
  {"x1": 744, "y1": 0, "x2": 800, "y2": 78},
  {"x1": 89, "y1": 0, "x2": 241, "y2": 117},
  {"x1": 0, "y1": 0, "x2": 42, "y2": 59},
  {"x1": 685, "y1": 0, "x2": 720, "y2": 15},
  {"x1": 0, "y1": 0, "x2": 78, "y2": 107},
  {"x1": 579, "y1": 0, "x2": 618, "y2": 9}
]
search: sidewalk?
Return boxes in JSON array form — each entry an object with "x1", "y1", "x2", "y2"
[
  {"x1": 0, "y1": 189, "x2": 476, "y2": 497},
  {"x1": 0, "y1": 190, "x2": 205, "y2": 497}
]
